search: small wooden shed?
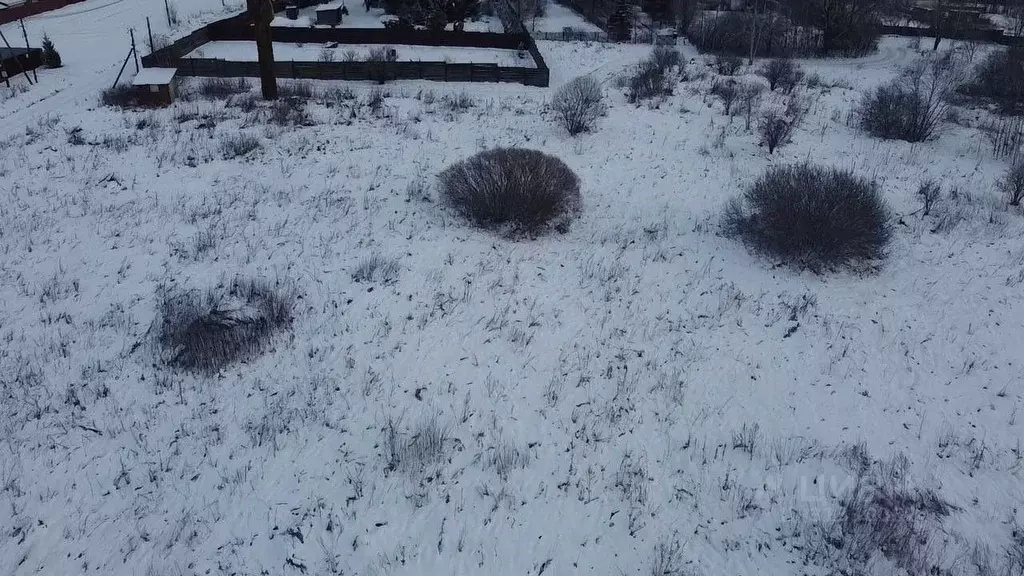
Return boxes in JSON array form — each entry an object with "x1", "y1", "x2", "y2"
[
  {"x1": 0, "y1": 47, "x2": 42, "y2": 81},
  {"x1": 132, "y1": 67, "x2": 178, "y2": 107},
  {"x1": 315, "y1": 1, "x2": 345, "y2": 26}
]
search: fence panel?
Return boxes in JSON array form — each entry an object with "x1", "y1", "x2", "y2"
[{"x1": 140, "y1": 5, "x2": 550, "y2": 86}]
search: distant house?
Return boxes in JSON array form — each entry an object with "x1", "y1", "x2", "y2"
[
  {"x1": 132, "y1": 67, "x2": 178, "y2": 107},
  {"x1": 0, "y1": 46, "x2": 42, "y2": 81}
]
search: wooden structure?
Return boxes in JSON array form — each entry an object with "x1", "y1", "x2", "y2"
[
  {"x1": 0, "y1": 0, "x2": 84, "y2": 25},
  {"x1": 0, "y1": 46, "x2": 41, "y2": 80},
  {"x1": 132, "y1": 67, "x2": 178, "y2": 106},
  {"x1": 141, "y1": 7, "x2": 551, "y2": 87},
  {"x1": 316, "y1": 1, "x2": 345, "y2": 26}
]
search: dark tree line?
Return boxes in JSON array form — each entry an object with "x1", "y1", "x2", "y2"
[{"x1": 382, "y1": 0, "x2": 481, "y2": 31}]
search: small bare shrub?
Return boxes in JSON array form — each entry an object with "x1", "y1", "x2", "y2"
[
  {"x1": 320, "y1": 85, "x2": 356, "y2": 107},
  {"x1": 626, "y1": 59, "x2": 672, "y2": 103},
  {"x1": 758, "y1": 104, "x2": 804, "y2": 154},
  {"x1": 268, "y1": 97, "x2": 312, "y2": 126},
  {"x1": 278, "y1": 80, "x2": 316, "y2": 100},
  {"x1": 998, "y1": 161, "x2": 1024, "y2": 206},
  {"x1": 722, "y1": 163, "x2": 891, "y2": 271},
  {"x1": 352, "y1": 254, "x2": 400, "y2": 284},
  {"x1": 383, "y1": 415, "x2": 449, "y2": 475},
  {"x1": 649, "y1": 537, "x2": 686, "y2": 576},
  {"x1": 101, "y1": 84, "x2": 136, "y2": 107},
  {"x1": 651, "y1": 46, "x2": 683, "y2": 73},
  {"x1": 197, "y1": 77, "x2": 250, "y2": 100},
  {"x1": 219, "y1": 133, "x2": 262, "y2": 158},
  {"x1": 438, "y1": 148, "x2": 581, "y2": 235},
  {"x1": 715, "y1": 55, "x2": 743, "y2": 76},
  {"x1": 155, "y1": 278, "x2": 297, "y2": 373},
  {"x1": 985, "y1": 115, "x2": 1024, "y2": 160},
  {"x1": 759, "y1": 58, "x2": 803, "y2": 92},
  {"x1": 487, "y1": 439, "x2": 531, "y2": 479},
  {"x1": 739, "y1": 82, "x2": 765, "y2": 129},
  {"x1": 552, "y1": 75, "x2": 606, "y2": 135},
  {"x1": 365, "y1": 86, "x2": 387, "y2": 113},
  {"x1": 318, "y1": 47, "x2": 336, "y2": 62},
  {"x1": 711, "y1": 79, "x2": 739, "y2": 115},
  {"x1": 807, "y1": 455, "x2": 956, "y2": 576},
  {"x1": 442, "y1": 91, "x2": 474, "y2": 111},
  {"x1": 916, "y1": 178, "x2": 942, "y2": 215}
]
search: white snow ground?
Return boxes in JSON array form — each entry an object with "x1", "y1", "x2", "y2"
[
  {"x1": 526, "y1": 0, "x2": 604, "y2": 34},
  {"x1": 1, "y1": 29, "x2": 1023, "y2": 576},
  {"x1": 186, "y1": 40, "x2": 537, "y2": 67},
  {"x1": 0, "y1": 0, "x2": 245, "y2": 140}
]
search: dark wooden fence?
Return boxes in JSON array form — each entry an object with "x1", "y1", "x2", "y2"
[
  {"x1": 0, "y1": 0, "x2": 85, "y2": 25},
  {"x1": 879, "y1": 24, "x2": 1017, "y2": 45},
  {"x1": 177, "y1": 57, "x2": 546, "y2": 84},
  {"x1": 141, "y1": 10, "x2": 549, "y2": 86}
]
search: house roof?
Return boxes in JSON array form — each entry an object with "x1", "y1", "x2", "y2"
[{"x1": 132, "y1": 67, "x2": 177, "y2": 85}]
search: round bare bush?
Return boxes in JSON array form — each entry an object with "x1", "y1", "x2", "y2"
[
  {"x1": 722, "y1": 163, "x2": 891, "y2": 271},
  {"x1": 439, "y1": 148, "x2": 581, "y2": 234},
  {"x1": 552, "y1": 75, "x2": 605, "y2": 136}
]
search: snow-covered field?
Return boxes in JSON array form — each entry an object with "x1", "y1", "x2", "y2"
[
  {"x1": 187, "y1": 40, "x2": 536, "y2": 67},
  {"x1": 2, "y1": 29, "x2": 1024, "y2": 576}
]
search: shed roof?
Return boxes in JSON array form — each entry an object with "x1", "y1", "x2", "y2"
[
  {"x1": 0, "y1": 47, "x2": 37, "y2": 59},
  {"x1": 132, "y1": 67, "x2": 177, "y2": 85}
]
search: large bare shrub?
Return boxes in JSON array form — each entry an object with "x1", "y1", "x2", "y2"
[
  {"x1": 759, "y1": 58, "x2": 803, "y2": 92},
  {"x1": 438, "y1": 148, "x2": 581, "y2": 235},
  {"x1": 552, "y1": 75, "x2": 606, "y2": 136},
  {"x1": 961, "y1": 46, "x2": 1024, "y2": 114},
  {"x1": 722, "y1": 163, "x2": 891, "y2": 271},
  {"x1": 859, "y1": 54, "x2": 962, "y2": 143},
  {"x1": 156, "y1": 278, "x2": 297, "y2": 373},
  {"x1": 711, "y1": 80, "x2": 739, "y2": 115}
]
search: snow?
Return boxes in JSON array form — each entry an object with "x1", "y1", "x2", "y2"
[
  {"x1": 0, "y1": 0, "x2": 246, "y2": 141},
  {"x1": 2, "y1": 26, "x2": 1024, "y2": 576},
  {"x1": 525, "y1": 0, "x2": 604, "y2": 33},
  {"x1": 186, "y1": 40, "x2": 537, "y2": 67},
  {"x1": 131, "y1": 66, "x2": 177, "y2": 85}
]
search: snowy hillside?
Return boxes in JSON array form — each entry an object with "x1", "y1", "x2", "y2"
[{"x1": 2, "y1": 1, "x2": 1024, "y2": 573}]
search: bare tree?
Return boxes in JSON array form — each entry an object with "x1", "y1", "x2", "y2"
[{"x1": 552, "y1": 76, "x2": 606, "y2": 135}]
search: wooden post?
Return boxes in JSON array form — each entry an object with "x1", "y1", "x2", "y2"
[
  {"x1": 164, "y1": 0, "x2": 173, "y2": 27},
  {"x1": 146, "y1": 17, "x2": 154, "y2": 53},
  {"x1": 248, "y1": 0, "x2": 277, "y2": 99},
  {"x1": 19, "y1": 19, "x2": 37, "y2": 82},
  {"x1": 0, "y1": 28, "x2": 32, "y2": 85},
  {"x1": 130, "y1": 29, "x2": 139, "y2": 73}
]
